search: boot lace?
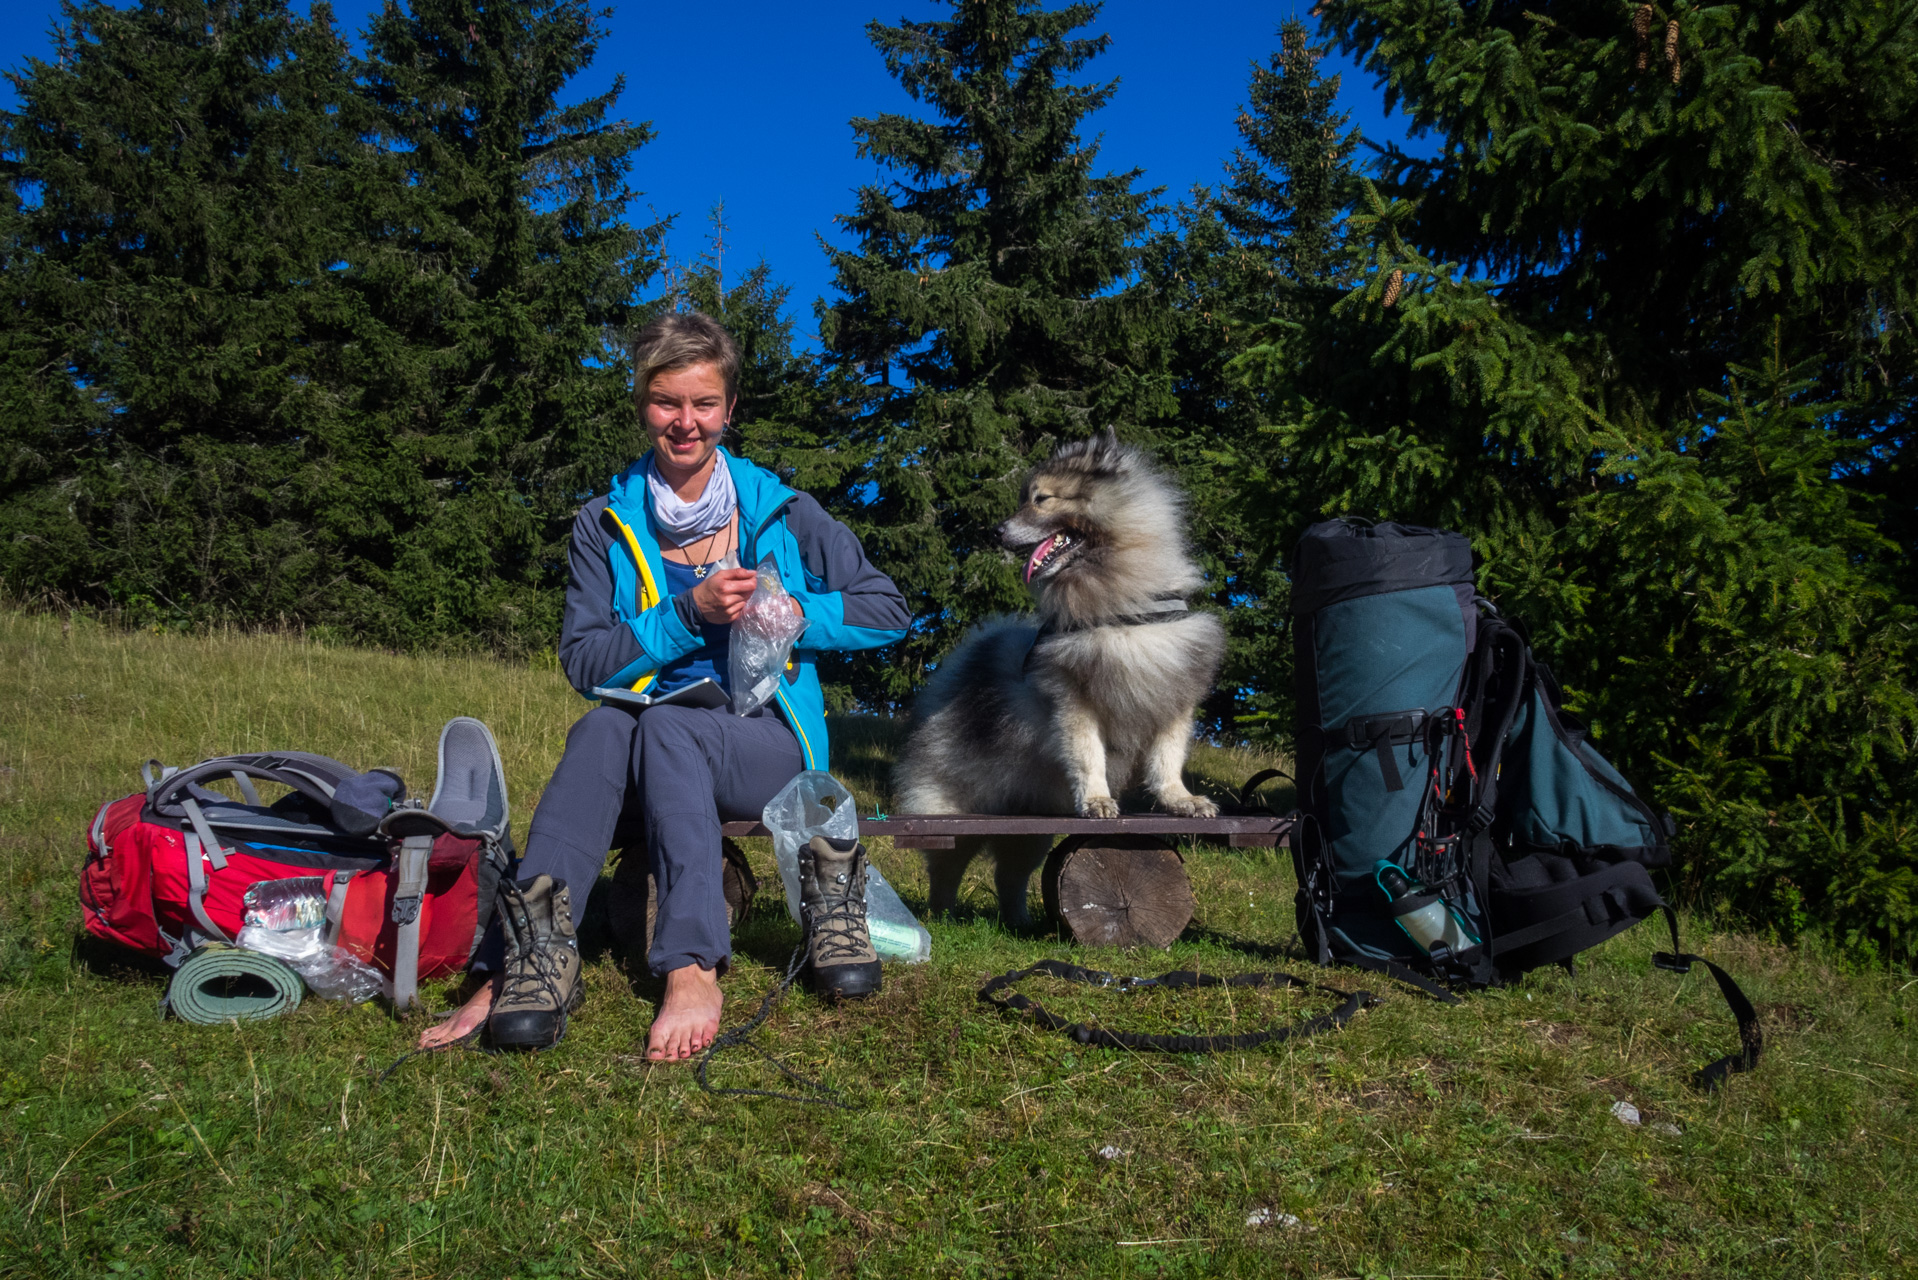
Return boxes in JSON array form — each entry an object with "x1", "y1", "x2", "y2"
[
  {"x1": 499, "y1": 883, "x2": 573, "y2": 1010},
  {"x1": 809, "y1": 870, "x2": 872, "y2": 963},
  {"x1": 501, "y1": 934, "x2": 573, "y2": 1009}
]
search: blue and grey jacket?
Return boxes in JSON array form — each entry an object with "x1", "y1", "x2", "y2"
[{"x1": 557, "y1": 448, "x2": 910, "y2": 770}]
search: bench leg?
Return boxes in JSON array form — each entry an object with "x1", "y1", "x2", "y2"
[{"x1": 1042, "y1": 835, "x2": 1195, "y2": 949}]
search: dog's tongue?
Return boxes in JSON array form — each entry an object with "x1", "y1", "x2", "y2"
[{"x1": 1023, "y1": 535, "x2": 1057, "y2": 584}]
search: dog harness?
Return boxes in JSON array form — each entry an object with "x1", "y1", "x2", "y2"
[{"x1": 1023, "y1": 593, "x2": 1193, "y2": 671}]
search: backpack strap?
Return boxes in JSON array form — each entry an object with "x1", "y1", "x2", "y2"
[
  {"x1": 321, "y1": 870, "x2": 357, "y2": 946},
  {"x1": 181, "y1": 833, "x2": 233, "y2": 944},
  {"x1": 381, "y1": 808, "x2": 455, "y2": 1013},
  {"x1": 1317, "y1": 948, "x2": 1462, "y2": 1004},
  {"x1": 1325, "y1": 709, "x2": 1440, "y2": 793},
  {"x1": 228, "y1": 771, "x2": 263, "y2": 807},
  {"x1": 1234, "y1": 768, "x2": 1294, "y2": 814},
  {"x1": 1460, "y1": 618, "x2": 1530, "y2": 832},
  {"x1": 978, "y1": 959, "x2": 1374, "y2": 1053},
  {"x1": 151, "y1": 755, "x2": 340, "y2": 817},
  {"x1": 1488, "y1": 860, "x2": 1762, "y2": 1090},
  {"x1": 180, "y1": 797, "x2": 231, "y2": 871},
  {"x1": 388, "y1": 835, "x2": 432, "y2": 1013},
  {"x1": 1650, "y1": 906, "x2": 1764, "y2": 1091}
]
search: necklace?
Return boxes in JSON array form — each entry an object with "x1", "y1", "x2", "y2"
[{"x1": 686, "y1": 521, "x2": 729, "y2": 579}]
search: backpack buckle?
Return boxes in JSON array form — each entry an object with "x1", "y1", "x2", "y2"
[
  {"x1": 1652, "y1": 952, "x2": 1692, "y2": 975},
  {"x1": 389, "y1": 833, "x2": 434, "y2": 926}
]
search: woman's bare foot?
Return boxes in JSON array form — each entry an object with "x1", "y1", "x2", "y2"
[
  {"x1": 646, "y1": 963, "x2": 723, "y2": 1061},
  {"x1": 417, "y1": 978, "x2": 495, "y2": 1050}
]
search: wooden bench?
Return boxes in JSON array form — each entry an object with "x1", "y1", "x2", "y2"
[{"x1": 718, "y1": 813, "x2": 1297, "y2": 948}]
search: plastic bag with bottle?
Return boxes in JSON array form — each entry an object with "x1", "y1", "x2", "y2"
[
  {"x1": 761, "y1": 771, "x2": 931, "y2": 963},
  {"x1": 728, "y1": 552, "x2": 810, "y2": 716},
  {"x1": 234, "y1": 877, "x2": 386, "y2": 1003}
]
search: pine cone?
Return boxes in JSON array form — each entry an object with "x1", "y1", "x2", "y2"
[
  {"x1": 1664, "y1": 19, "x2": 1680, "y2": 73},
  {"x1": 1633, "y1": 4, "x2": 1653, "y2": 70},
  {"x1": 1383, "y1": 269, "x2": 1405, "y2": 308}
]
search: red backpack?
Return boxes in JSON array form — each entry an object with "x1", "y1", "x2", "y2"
[{"x1": 80, "y1": 718, "x2": 514, "y2": 1010}]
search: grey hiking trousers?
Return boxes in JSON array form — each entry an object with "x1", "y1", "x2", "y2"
[{"x1": 480, "y1": 702, "x2": 803, "y2": 976}]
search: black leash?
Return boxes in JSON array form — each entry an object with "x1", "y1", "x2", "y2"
[
  {"x1": 979, "y1": 958, "x2": 1374, "y2": 1053},
  {"x1": 695, "y1": 946, "x2": 854, "y2": 1109}
]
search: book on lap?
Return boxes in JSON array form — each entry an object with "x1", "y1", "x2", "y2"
[{"x1": 591, "y1": 677, "x2": 730, "y2": 712}]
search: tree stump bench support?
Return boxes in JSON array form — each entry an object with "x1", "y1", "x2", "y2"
[{"x1": 718, "y1": 813, "x2": 1294, "y2": 949}]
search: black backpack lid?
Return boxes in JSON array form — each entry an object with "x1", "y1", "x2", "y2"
[{"x1": 1290, "y1": 519, "x2": 1475, "y2": 615}]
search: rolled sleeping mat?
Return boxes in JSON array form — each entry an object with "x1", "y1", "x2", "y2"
[{"x1": 166, "y1": 944, "x2": 304, "y2": 1024}]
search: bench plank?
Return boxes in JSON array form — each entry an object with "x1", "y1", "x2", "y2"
[{"x1": 718, "y1": 813, "x2": 1294, "y2": 844}]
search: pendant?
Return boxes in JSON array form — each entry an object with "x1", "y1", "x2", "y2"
[{"x1": 693, "y1": 564, "x2": 708, "y2": 579}]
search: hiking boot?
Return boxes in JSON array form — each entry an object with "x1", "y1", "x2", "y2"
[
  {"x1": 798, "y1": 836, "x2": 882, "y2": 1001},
  {"x1": 487, "y1": 875, "x2": 582, "y2": 1050}
]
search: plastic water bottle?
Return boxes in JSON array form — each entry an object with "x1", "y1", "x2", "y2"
[{"x1": 1376, "y1": 863, "x2": 1476, "y2": 955}]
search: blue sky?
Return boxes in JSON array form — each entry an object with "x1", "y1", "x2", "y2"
[{"x1": 2, "y1": 1, "x2": 1420, "y2": 344}]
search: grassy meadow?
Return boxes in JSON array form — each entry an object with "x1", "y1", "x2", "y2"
[{"x1": 0, "y1": 609, "x2": 1912, "y2": 1278}]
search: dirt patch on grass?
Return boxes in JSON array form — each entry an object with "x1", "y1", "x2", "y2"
[
  {"x1": 1759, "y1": 1001, "x2": 1817, "y2": 1033},
  {"x1": 1523, "y1": 1018, "x2": 1584, "y2": 1046}
]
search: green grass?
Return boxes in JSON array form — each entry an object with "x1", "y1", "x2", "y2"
[{"x1": 0, "y1": 609, "x2": 1913, "y2": 1278}]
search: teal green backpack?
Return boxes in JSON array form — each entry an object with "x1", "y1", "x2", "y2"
[{"x1": 1289, "y1": 519, "x2": 1761, "y2": 1089}]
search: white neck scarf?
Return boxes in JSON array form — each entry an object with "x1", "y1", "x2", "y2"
[{"x1": 644, "y1": 451, "x2": 737, "y2": 546}]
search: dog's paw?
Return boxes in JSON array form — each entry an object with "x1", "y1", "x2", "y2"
[
  {"x1": 1078, "y1": 795, "x2": 1121, "y2": 819},
  {"x1": 1161, "y1": 793, "x2": 1220, "y2": 819}
]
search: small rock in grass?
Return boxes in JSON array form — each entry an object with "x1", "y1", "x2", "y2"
[
  {"x1": 1653, "y1": 1121, "x2": 1682, "y2": 1136},
  {"x1": 1096, "y1": 1145, "x2": 1128, "y2": 1161},
  {"x1": 1245, "y1": 1208, "x2": 1303, "y2": 1229},
  {"x1": 1611, "y1": 1100, "x2": 1642, "y2": 1126}
]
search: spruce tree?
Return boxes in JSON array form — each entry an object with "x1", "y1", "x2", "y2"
[
  {"x1": 0, "y1": 0, "x2": 363, "y2": 623},
  {"x1": 0, "y1": 0, "x2": 661, "y2": 652},
  {"x1": 1218, "y1": 19, "x2": 1361, "y2": 285},
  {"x1": 1509, "y1": 341, "x2": 1918, "y2": 952},
  {"x1": 645, "y1": 208, "x2": 827, "y2": 484},
  {"x1": 1322, "y1": 0, "x2": 1916, "y2": 491},
  {"x1": 813, "y1": 0, "x2": 1165, "y2": 705},
  {"x1": 350, "y1": 0, "x2": 663, "y2": 650},
  {"x1": 1145, "y1": 20, "x2": 1366, "y2": 733},
  {"x1": 1243, "y1": 0, "x2": 1918, "y2": 952}
]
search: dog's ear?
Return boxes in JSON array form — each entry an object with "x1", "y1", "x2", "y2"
[
  {"x1": 1048, "y1": 429, "x2": 1131, "y2": 479},
  {"x1": 1086, "y1": 429, "x2": 1129, "y2": 475},
  {"x1": 1056, "y1": 429, "x2": 1121, "y2": 469}
]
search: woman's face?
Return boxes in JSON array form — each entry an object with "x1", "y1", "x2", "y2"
[{"x1": 643, "y1": 362, "x2": 734, "y2": 479}]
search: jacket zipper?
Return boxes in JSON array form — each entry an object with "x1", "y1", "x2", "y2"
[{"x1": 742, "y1": 494, "x2": 796, "y2": 569}]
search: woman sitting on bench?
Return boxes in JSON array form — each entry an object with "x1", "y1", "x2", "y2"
[{"x1": 419, "y1": 312, "x2": 909, "y2": 1059}]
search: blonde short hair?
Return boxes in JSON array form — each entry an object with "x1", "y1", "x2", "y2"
[{"x1": 629, "y1": 312, "x2": 741, "y2": 407}]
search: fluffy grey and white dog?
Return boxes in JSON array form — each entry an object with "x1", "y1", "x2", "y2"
[{"x1": 892, "y1": 432, "x2": 1227, "y2": 923}]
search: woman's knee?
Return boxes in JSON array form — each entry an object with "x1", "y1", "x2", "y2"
[
  {"x1": 567, "y1": 704, "x2": 640, "y2": 750},
  {"x1": 636, "y1": 703, "x2": 707, "y2": 751}
]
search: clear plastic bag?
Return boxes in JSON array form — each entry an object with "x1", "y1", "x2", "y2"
[
  {"x1": 236, "y1": 877, "x2": 386, "y2": 1003},
  {"x1": 762, "y1": 771, "x2": 931, "y2": 963},
  {"x1": 729, "y1": 552, "x2": 810, "y2": 716},
  {"x1": 242, "y1": 876, "x2": 327, "y2": 931}
]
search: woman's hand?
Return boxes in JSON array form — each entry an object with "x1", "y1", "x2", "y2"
[{"x1": 690, "y1": 567, "x2": 760, "y2": 624}]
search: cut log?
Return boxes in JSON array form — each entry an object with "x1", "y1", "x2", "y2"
[
  {"x1": 1041, "y1": 834, "x2": 1194, "y2": 949},
  {"x1": 607, "y1": 838, "x2": 758, "y2": 963}
]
